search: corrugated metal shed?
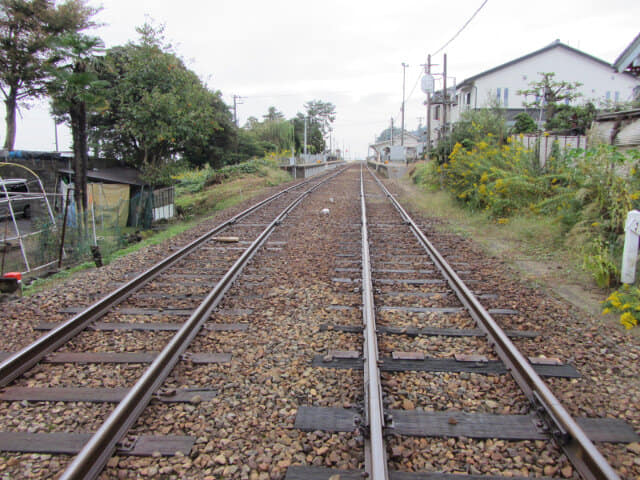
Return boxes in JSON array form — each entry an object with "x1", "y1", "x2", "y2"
[{"x1": 616, "y1": 119, "x2": 640, "y2": 147}]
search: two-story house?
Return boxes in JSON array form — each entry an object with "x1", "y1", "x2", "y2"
[{"x1": 427, "y1": 40, "x2": 640, "y2": 143}]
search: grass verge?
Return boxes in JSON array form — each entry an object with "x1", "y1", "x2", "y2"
[{"x1": 392, "y1": 173, "x2": 617, "y2": 325}]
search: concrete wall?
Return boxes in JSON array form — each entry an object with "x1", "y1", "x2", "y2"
[
  {"x1": 0, "y1": 153, "x2": 71, "y2": 194},
  {"x1": 280, "y1": 160, "x2": 346, "y2": 179}
]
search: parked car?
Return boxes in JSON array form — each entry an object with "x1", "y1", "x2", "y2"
[{"x1": 0, "y1": 178, "x2": 32, "y2": 219}]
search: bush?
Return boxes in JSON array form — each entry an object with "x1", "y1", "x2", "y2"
[
  {"x1": 432, "y1": 107, "x2": 507, "y2": 164},
  {"x1": 417, "y1": 131, "x2": 640, "y2": 312},
  {"x1": 512, "y1": 112, "x2": 537, "y2": 134},
  {"x1": 436, "y1": 136, "x2": 543, "y2": 217},
  {"x1": 602, "y1": 285, "x2": 640, "y2": 329}
]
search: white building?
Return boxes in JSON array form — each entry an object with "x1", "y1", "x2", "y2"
[
  {"x1": 614, "y1": 32, "x2": 640, "y2": 77},
  {"x1": 369, "y1": 132, "x2": 423, "y2": 163},
  {"x1": 428, "y1": 40, "x2": 640, "y2": 142}
]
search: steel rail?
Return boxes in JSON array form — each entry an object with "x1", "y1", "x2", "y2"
[
  {"x1": 366, "y1": 167, "x2": 619, "y2": 480},
  {"x1": 59, "y1": 167, "x2": 346, "y2": 480},
  {"x1": 359, "y1": 165, "x2": 389, "y2": 479},
  {"x1": 0, "y1": 172, "x2": 330, "y2": 388}
]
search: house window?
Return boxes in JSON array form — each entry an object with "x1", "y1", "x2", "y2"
[
  {"x1": 496, "y1": 88, "x2": 501, "y2": 103},
  {"x1": 434, "y1": 106, "x2": 440, "y2": 120},
  {"x1": 465, "y1": 92, "x2": 471, "y2": 105},
  {"x1": 615, "y1": 91, "x2": 620, "y2": 102},
  {"x1": 503, "y1": 88, "x2": 509, "y2": 107}
]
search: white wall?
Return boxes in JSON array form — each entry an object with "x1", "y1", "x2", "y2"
[{"x1": 454, "y1": 45, "x2": 640, "y2": 121}]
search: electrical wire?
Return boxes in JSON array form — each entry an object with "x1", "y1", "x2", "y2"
[
  {"x1": 403, "y1": 0, "x2": 489, "y2": 110},
  {"x1": 431, "y1": 0, "x2": 488, "y2": 57}
]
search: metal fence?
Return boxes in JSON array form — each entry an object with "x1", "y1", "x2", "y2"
[{"x1": 510, "y1": 134, "x2": 588, "y2": 167}]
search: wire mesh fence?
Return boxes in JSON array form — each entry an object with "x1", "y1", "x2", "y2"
[{"x1": 1, "y1": 184, "x2": 174, "y2": 277}]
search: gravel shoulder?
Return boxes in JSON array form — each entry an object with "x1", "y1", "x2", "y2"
[
  {"x1": 1, "y1": 167, "x2": 639, "y2": 479},
  {"x1": 384, "y1": 174, "x2": 640, "y2": 478}
]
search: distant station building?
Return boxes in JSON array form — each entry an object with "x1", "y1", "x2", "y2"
[{"x1": 369, "y1": 132, "x2": 423, "y2": 164}]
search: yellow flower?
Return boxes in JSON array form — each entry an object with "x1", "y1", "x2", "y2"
[
  {"x1": 620, "y1": 312, "x2": 637, "y2": 329},
  {"x1": 480, "y1": 172, "x2": 488, "y2": 183},
  {"x1": 602, "y1": 308, "x2": 611, "y2": 315},
  {"x1": 497, "y1": 218, "x2": 509, "y2": 224},
  {"x1": 591, "y1": 222, "x2": 600, "y2": 227}
]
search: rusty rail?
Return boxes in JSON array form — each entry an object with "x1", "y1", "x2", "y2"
[
  {"x1": 58, "y1": 167, "x2": 346, "y2": 480},
  {"x1": 366, "y1": 166, "x2": 619, "y2": 480},
  {"x1": 359, "y1": 165, "x2": 389, "y2": 479},
  {"x1": 0, "y1": 172, "x2": 334, "y2": 388}
]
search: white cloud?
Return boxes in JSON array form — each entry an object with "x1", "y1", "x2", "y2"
[{"x1": 2, "y1": 0, "x2": 639, "y2": 159}]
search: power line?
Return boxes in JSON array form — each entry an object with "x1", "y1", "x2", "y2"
[
  {"x1": 403, "y1": 0, "x2": 489, "y2": 109},
  {"x1": 432, "y1": 0, "x2": 488, "y2": 57}
]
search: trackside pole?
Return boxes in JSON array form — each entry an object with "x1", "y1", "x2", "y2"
[{"x1": 621, "y1": 210, "x2": 640, "y2": 284}]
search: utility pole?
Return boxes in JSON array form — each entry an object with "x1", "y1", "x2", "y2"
[
  {"x1": 232, "y1": 95, "x2": 244, "y2": 126},
  {"x1": 401, "y1": 62, "x2": 408, "y2": 146},
  {"x1": 442, "y1": 54, "x2": 447, "y2": 143},
  {"x1": 54, "y1": 121, "x2": 59, "y2": 152},
  {"x1": 303, "y1": 117, "x2": 308, "y2": 156},
  {"x1": 390, "y1": 117, "x2": 394, "y2": 146},
  {"x1": 422, "y1": 55, "x2": 434, "y2": 158}
]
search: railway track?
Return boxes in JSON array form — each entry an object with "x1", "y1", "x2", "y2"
[
  {"x1": 0, "y1": 167, "x2": 346, "y2": 479},
  {"x1": 0, "y1": 164, "x2": 638, "y2": 479},
  {"x1": 287, "y1": 166, "x2": 638, "y2": 479}
]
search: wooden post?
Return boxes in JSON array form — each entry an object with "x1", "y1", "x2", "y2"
[{"x1": 58, "y1": 187, "x2": 72, "y2": 269}]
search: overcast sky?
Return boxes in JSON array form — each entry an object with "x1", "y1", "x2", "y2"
[{"x1": 2, "y1": 0, "x2": 639, "y2": 160}]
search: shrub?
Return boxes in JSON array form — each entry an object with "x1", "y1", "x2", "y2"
[
  {"x1": 512, "y1": 112, "x2": 537, "y2": 134},
  {"x1": 416, "y1": 129, "x2": 640, "y2": 317},
  {"x1": 602, "y1": 285, "x2": 640, "y2": 329}
]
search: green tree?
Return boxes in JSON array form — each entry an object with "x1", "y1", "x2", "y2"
[
  {"x1": 0, "y1": 0, "x2": 96, "y2": 150},
  {"x1": 544, "y1": 102, "x2": 597, "y2": 134},
  {"x1": 263, "y1": 106, "x2": 284, "y2": 121},
  {"x1": 244, "y1": 116, "x2": 259, "y2": 129},
  {"x1": 48, "y1": 32, "x2": 107, "y2": 213},
  {"x1": 252, "y1": 119, "x2": 293, "y2": 152},
  {"x1": 88, "y1": 23, "x2": 235, "y2": 170},
  {"x1": 517, "y1": 72, "x2": 582, "y2": 125},
  {"x1": 304, "y1": 99, "x2": 336, "y2": 152},
  {"x1": 376, "y1": 126, "x2": 403, "y2": 143},
  {"x1": 512, "y1": 112, "x2": 537, "y2": 134}
]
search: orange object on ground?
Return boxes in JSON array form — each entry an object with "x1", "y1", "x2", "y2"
[{"x1": 2, "y1": 272, "x2": 22, "y2": 281}]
